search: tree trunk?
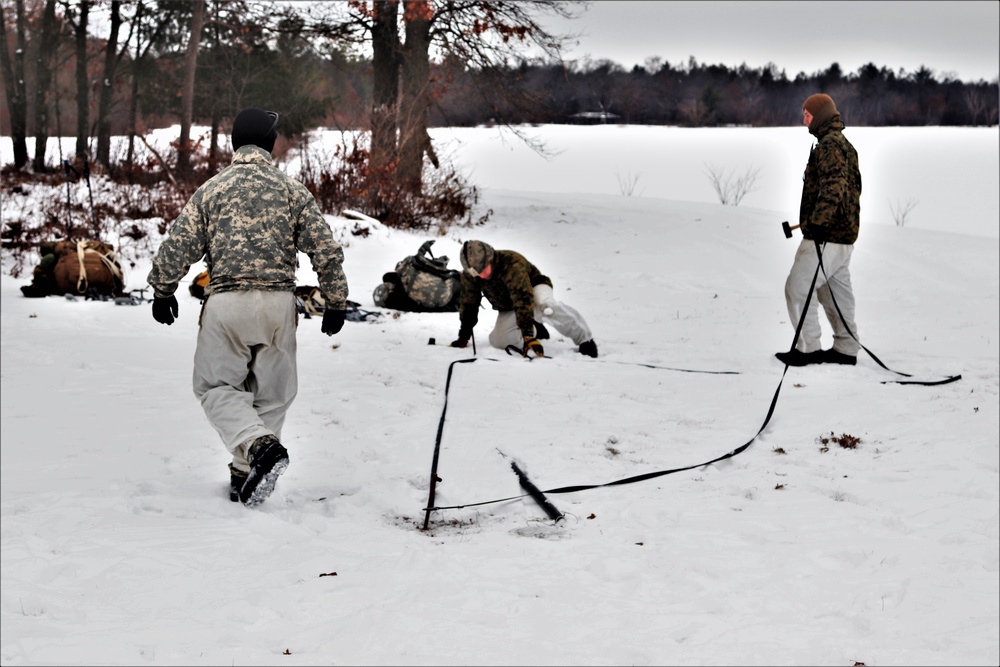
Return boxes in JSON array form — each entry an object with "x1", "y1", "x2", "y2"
[
  {"x1": 397, "y1": 1, "x2": 432, "y2": 194},
  {"x1": 0, "y1": 0, "x2": 29, "y2": 168},
  {"x1": 209, "y1": 109, "x2": 220, "y2": 172},
  {"x1": 369, "y1": 0, "x2": 400, "y2": 173},
  {"x1": 31, "y1": 0, "x2": 58, "y2": 172},
  {"x1": 96, "y1": 0, "x2": 122, "y2": 168},
  {"x1": 73, "y1": 0, "x2": 91, "y2": 158},
  {"x1": 176, "y1": 0, "x2": 204, "y2": 174},
  {"x1": 125, "y1": 1, "x2": 144, "y2": 175}
]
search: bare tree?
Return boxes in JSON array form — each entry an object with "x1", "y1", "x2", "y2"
[
  {"x1": 615, "y1": 169, "x2": 642, "y2": 197},
  {"x1": 95, "y1": 0, "x2": 124, "y2": 168},
  {"x1": 678, "y1": 97, "x2": 708, "y2": 126},
  {"x1": 124, "y1": 0, "x2": 174, "y2": 174},
  {"x1": 300, "y1": 1, "x2": 580, "y2": 203},
  {"x1": 964, "y1": 87, "x2": 987, "y2": 126},
  {"x1": 32, "y1": 0, "x2": 60, "y2": 171},
  {"x1": 703, "y1": 163, "x2": 762, "y2": 206},
  {"x1": 64, "y1": 0, "x2": 91, "y2": 158},
  {"x1": 175, "y1": 0, "x2": 204, "y2": 174},
  {"x1": 124, "y1": 0, "x2": 146, "y2": 173},
  {"x1": 0, "y1": 0, "x2": 29, "y2": 168},
  {"x1": 397, "y1": 0, "x2": 433, "y2": 193},
  {"x1": 889, "y1": 197, "x2": 918, "y2": 227}
]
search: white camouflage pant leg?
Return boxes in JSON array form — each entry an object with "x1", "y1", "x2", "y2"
[
  {"x1": 488, "y1": 310, "x2": 523, "y2": 350},
  {"x1": 193, "y1": 290, "x2": 299, "y2": 473},
  {"x1": 817, "y1": 254, "x2": 860, "y2": 355},
  {"x1": 487, "y1": 284, "x2": 594, "y2": 351},
  {"x1": 533, "y1": 284, "x2": 593, "y2": 346},
  {"x1": 784, "y1": 240, "x2": 858, "y2": 354}
]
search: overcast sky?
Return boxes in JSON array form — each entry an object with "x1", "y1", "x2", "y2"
[{"x1": 537, "y1": 1, "x2": 999, "y2": 83}]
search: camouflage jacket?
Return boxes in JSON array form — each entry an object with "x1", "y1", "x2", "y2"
[
  {"x1": 799, "y1": 115, "x2": 862, "y2": 245},
  {"x1": 147, "y1": 145, "x2": 348, "y2": 308},
  {"x1": 458, "y1": 249, "x2": 552, "y2": 338}
]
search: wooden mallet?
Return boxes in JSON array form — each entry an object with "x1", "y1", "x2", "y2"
[{"x1": 781, "y1": 221, "x2": 800, "y2": 238}]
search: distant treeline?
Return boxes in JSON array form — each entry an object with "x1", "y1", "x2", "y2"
[
  {"x1": 5, "y1": 50, "x2": 996, "y2": 144},
  {"x1": 432, "y1": 57, "x2": 999, "y2": 128}
]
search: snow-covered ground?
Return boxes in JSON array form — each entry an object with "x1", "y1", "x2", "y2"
[{"x1": 2, "y1": 125, "x2": 998, "y2": 666}]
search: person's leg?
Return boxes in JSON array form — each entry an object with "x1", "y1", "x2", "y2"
[
  {"x1": 193, "y1": 291, "x2": 293, "y2": 474},
  {"x1": 783, "y1": 240, "x2": 828, "y2": 353},
  {"x1": 488, "y1": 310, "x2": 523, "y2": 350},
  {"x1": 242, "y1": 291, "x2": 299, "y2": 441},
  {"x1": 533, "y1": 284, "x2": 593, "y2": 346},
  {"x1": 816, "y1": 244, "x2": 859, "y2": 355}
]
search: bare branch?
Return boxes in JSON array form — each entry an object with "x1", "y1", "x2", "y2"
[
  {"x1": 703, "y1": 163, "x2": 762, "y2": 206},
  {"x1": 889, "y1": 197, "x2": 918, "y2": 227}
]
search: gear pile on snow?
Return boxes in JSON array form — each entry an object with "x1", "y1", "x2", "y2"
[{"x1": 21, "y1": 240, "x2": 126, "y2": 299}]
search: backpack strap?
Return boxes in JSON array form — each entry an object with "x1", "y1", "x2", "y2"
[{"x1": 75, "y1": 241, "x2": 126, "y2": 294}]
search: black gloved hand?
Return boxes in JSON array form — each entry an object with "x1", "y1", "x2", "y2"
[
  {"x1": 321, "y1": 308, "x2": 346, "y2": 336},
  {"x1": 810, "y1": 224, "x2": 828, "y2": 243},
  {"x1": 152, "y1": 295, "x2": 178, "y2": 325},
  {"x1": 449, "y1": 328, "x2": 472, "y2": 348}
]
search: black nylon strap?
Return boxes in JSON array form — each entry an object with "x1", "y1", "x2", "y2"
[
  {"x1": 422, "y1": 357, "x2": 478, "y2": 529},
  {"x1": 424, "y1": 246, "x2": 959, "y2": 517},
  {"x1": 811, "y1": 240, "x2": 961, "y2": 386}
]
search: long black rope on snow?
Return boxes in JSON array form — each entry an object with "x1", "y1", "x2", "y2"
[
  {"x1": 423, "y1": 240, "x2": 960, "y2": 517},
  {"x1": 810, "y1": 241, "x2": 962, "y2": 386},
  {"x1": 424, "y1": 260, "x2": 820, "y2": 514},
  {"x1": 422, "y1": 356, "x2": 478, "y2": 529}
]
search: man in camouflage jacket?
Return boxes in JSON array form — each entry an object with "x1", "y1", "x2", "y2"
[
  {"x1": 449, "y1": 240, "x2": 598, "y2": 358},
  {"x1": 147, "y1": 107, "x2": 349, "y2": 507},
  {"x1": 776, "y1": 93, "x2": 862, "y2": 367}
]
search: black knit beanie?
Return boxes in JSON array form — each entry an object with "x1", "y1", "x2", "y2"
[{"x1": 231, "y1": 107, "x2": 279, "y2": 153}]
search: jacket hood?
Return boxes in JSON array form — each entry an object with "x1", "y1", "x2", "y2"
[{"x1": 460, "y1": 240, "x2": 495, "y2": 276}]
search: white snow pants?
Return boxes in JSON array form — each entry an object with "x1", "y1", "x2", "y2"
[
  {"x1": 193, "y1": 290, "x2": 299, "y2": 473},
  {"x1": 784, "y1": 239, "x2": 860, "y2": 355},
  {"x1": 487, "y1": 284, "x2": 593, "y2": 350}
]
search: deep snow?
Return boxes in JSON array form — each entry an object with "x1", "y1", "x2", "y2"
[{"x1": 1, "y1": 124, "x2": 998, "y2": 666}]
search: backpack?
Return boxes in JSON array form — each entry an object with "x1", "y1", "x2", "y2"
[
  {"x1": 373, "y1": 240, "x2": 462, "y2": 312},
  {"x1": 34, "y1": 240, "x2": 125, "y2": 297}
]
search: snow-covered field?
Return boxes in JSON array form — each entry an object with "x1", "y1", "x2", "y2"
[{"x1": 2, "y1": 125, "x2": 998, "y2": 666}]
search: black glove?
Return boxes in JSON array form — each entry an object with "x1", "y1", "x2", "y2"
[
  {"x1": 449, "y1": 328, "x2": 472, "y2": 348},
  {"x1": 321, "y1": 309, "x2": 346, "y2": 336},
  {"x1": 810, "y1": 225, "x2": 828, "y2": 243},
  {"x1": 152, "y1": 295, "x2": 178, "y2": 325},
  {"x1": 523, "y1": 336, "x2": 544, "y2": 358}
]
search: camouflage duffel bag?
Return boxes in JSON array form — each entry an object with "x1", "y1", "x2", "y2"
[{"x1": 373, "y1": 240, "x2": 461, "y2": 312}]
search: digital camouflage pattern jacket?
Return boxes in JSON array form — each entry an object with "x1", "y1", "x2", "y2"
[
  {"x1": 147, "y1": 145, "x2": 348, "y2": 308},
  {"x1": 799, "y1": 115, "x2": 862, "y2": 245},
  {"x1": 458, "y1": 249, "x2": 553, "y2": 339}
]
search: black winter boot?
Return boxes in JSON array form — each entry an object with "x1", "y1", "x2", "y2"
[
  {"x1": 533, "y1": 320, "x2": 550, "y2": 340},
  {"x1": 822, "y1": 349, "x2": 857, "y2": 365},
  {"x1": 775, "y1": 349, "x2": 825, "y2": 366},
  {"x1": 578, "y1": 339, "x2": 598, "y2": 358},
  {"x1": 229, "y1": 465, "x2": 248, "y2": 502},
  {"x1": 239, "y1": 435, "x2": 289, "y2": 508}
]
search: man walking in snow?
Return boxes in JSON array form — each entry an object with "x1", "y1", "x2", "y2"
[
  {"x1": 449, "y1": 240, "x2": 598, "y2": 359},
  {"x1": 147, "y1": 107, "x2": 349, "y2": 507},
  {"x1": 776, "y1": 93, "x2": 862, "y2": 367}
]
